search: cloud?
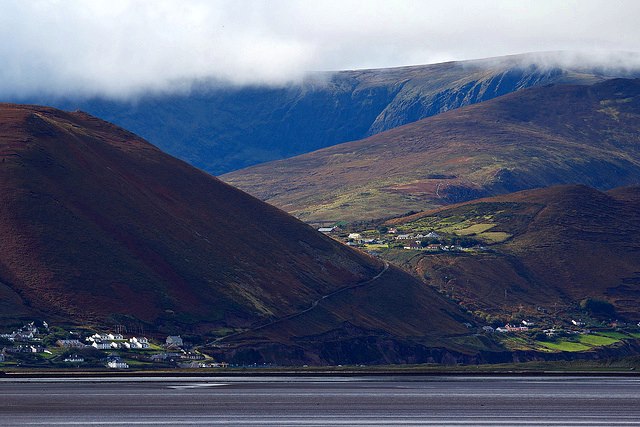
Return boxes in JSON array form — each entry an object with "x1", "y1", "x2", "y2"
[{"x1": 1, "y1": 0, "x2": 640, "y2": 99}]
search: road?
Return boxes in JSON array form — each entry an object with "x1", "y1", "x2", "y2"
[{"x1": 209, "y1": 262, "x2": 390, "y2": 345}]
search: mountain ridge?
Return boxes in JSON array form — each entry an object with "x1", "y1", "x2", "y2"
[
  {"x1": 17, "y1": 52, "x2": 638, "y2": 175},
  {"x1": 223, "y1": 78, "x2": 640, "y2": 221}
]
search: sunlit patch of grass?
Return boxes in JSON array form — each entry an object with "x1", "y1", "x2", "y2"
[
  {"x1": 536, "y1": 340, "x2": 590, "y2": 352},
  {"x1": 477, "y1": 232, "x2": 511, "y2": 243},
  {"x1": 578, "y1": 334, "x2": 620, "y2": 346},
  {"x1": 455, "y1": 223, "x2": 496, "y2": 235},
  {"x1": 599, "y1": 331, "x2": 631, "y2": 339}
]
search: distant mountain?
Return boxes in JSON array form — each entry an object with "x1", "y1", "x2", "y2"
[
  {"x1": 18, "y1": 53, "x2": 637, "y2": 175},
  {"x1": 0, "y1": 103, "x2": 471, "y2": 364},
  {"x1": 383, "y1": 185, "x2": 640, "y2": 323},
  {"x1": 223, "y1": 78, "x2": 640, "y2": 222}
]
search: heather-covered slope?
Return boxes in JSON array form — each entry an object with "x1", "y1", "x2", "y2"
[
  {"x1": 24, "y1": 53, "x2": 633, "y2": 175},
  {"x1": 223, "y1": 78, "x2": 640, "y2": 222},
  {"x1": 385, "y1": 185, "x2": 640, "y2": 323},
  {"x1": 0, "y1": 104, "x2": 469, "y2": 362}
]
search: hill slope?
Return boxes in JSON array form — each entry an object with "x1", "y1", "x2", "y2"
[
  {"x1": 383, "y1": 185, "x2": 640, "y2": 323},
  {"x1": 0, "y1": 103, "x2": 471, "y2": 363},
  {"x1": 21, "y1": 53, "x2": 636, "y2": 175},
  {"x1": 223, "y1": 78, "x2": 640, "y2": 222}
]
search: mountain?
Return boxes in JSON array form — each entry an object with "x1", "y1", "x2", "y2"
[
  {"x1": 383, "y1": 185, "x2": 640, "y2": 324},
  {"x1": 19, "y1": 53, "x2": 637, "y2": 175},
  {"x1": 223, "y1": 78, "x2": 640, "y2": 222},
  {"x1": 0, "y1": 103, "x2": 472, "y2": 364}
]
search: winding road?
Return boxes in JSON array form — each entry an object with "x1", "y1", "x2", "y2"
[{"x1": 207, "y1": 261, "x2": 390, "y2": 346}]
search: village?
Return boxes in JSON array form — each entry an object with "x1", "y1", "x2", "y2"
[
  {"x1": 314, "y1": 224, "x2": 640, "y2": 354},
  {"x1": 317, "y1": 225, "x2": 487, "y2": 256},
  {"x1": 0, "y1": 321, "x2": 228, "y2": 369}
]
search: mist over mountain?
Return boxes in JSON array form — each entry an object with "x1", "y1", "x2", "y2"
[{"x1": 16, "y1": 53, "x2": 640, "y2": 175}]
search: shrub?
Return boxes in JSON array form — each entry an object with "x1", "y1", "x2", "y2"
[{"x1": 580, "y1": 298, "x2": 616, "y2": 319}]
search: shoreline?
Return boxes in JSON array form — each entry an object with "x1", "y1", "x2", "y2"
[{"x1": 2, "y1": 368, "x2": 639, "y2": 379}]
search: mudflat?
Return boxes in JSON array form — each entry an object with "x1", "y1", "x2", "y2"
[{"x1": 1, "y1": 375, "x2": 640, "y2": 426}]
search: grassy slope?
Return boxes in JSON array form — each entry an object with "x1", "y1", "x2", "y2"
[{"x1": 223, "y1": 78, "x2": 640, "y2": 222}]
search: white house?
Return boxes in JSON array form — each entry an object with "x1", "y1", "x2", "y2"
[
  {"x1": 92, "y1": 341, "x2": 111, "y2": 350},
  {"x1": 129, "y1": 337, "x2": 150, "y2": 349},
  {"x1": 0, "y1": 354, "x2": 5, "y2": 362},
  {"x1": 107, "y1": 333, "x2": 124, "y2": 341},
  {"x1": 63, "y1": 355, "x2": 84, "y2": 363},
  {"x1": 88, "y1": 333, "x2": 109, "y2": 342},
  {"x1": 318, "y1": 227, "x2": 336, "y2": 233},
  {"x1": 348, "y1": 233, "x2": 361, "y2": 240},
  {"x1": 395, "y1": 234, "x2": 411, "y2": 240},
  {"x1": 107, "y1": 360, "x2": 129, "y2": 369}
]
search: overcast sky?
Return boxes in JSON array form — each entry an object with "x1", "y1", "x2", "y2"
[{"x1": 1, "y1": 0, "x2": 639, "y2": 99}]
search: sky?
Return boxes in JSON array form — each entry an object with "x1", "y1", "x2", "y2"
[{"x1": 1, "y1": 0, "x2": 639, "y2": 99}]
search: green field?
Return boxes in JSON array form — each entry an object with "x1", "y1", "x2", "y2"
[
  {"x1": 536, "y1": 340, "x2": 591, "y2": 352},
  {"x1": 578, "y1": 334, "x2": 620, "y2": 346}
]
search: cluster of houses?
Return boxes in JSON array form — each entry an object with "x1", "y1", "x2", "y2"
[
  {"x1": 0, "y1": 321, "x2": 210, "y2": 369},
  {"x1": 1, "y1": 322, "x2": 50, "y2": 357},
  {"x1": 481, "y1": 319, "x2": 595, "y2": 337},
  {"x1": 0, "y1": 320, "x2": 236, "y2": 370},
  {"x1": 0, "y1": 321, "x2": 47, "y2": 343},
  {"x1": 84, "y1": 333, "x2": 151, "y2": 350},
  {"x1": 319, "y1": 225, "x2": 484, "y2": 253}
]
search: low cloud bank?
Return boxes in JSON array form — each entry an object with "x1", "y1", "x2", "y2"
[{"x1": 1, "y1": 0, "x2": 639, "y2": 100}]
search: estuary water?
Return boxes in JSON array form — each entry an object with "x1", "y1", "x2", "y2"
[{"x1": 1, "y1": 375, "x2": 640, "y2": 426}]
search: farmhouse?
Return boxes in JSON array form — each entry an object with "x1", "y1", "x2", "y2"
[
  {"x1": 505, "y1": 324, "x2": 529, "y2": 332},
  {"x1": 92, "y1": 341, "x2": 111, "y2": 350},
  {"x1": 318, "y1": 227, "x2": 336, "y2": 233},
  {"x1": 403, "y1": 245, "x2": 423, "y2": 250},
  {"x1": 129, "y1": 337, "x2": 150, "y2": 349},
  {"x1": 106, "y1": 360, "x2": 129, "y2": 369}
]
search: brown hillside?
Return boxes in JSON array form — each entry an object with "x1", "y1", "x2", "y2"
[
  {"x1": 0, "y1": 104, "x2": 470, "y2": 363},
  {"x1": 223, "y1": 78, "x2": 640, "y2": 222},
  {"x1": 387, "y1": 185, "x2": 640, "y2": 322}
]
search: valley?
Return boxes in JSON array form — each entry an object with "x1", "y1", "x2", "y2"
[{"x1": 2, "y1": 55, "x2": 640, "y2": 369}]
